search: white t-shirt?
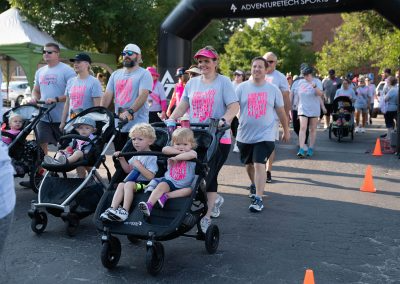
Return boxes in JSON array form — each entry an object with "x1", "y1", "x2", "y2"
[
  {"x1": 182, "y1": 74, "x2": 238, "y2": 143},
  {"x1": 106, "y1": 67, "x2": 153, "y2": 132},
  {"x1": 294, "y1": 78, "x2": 323, "y2": 117},
  {"x1": 236, "y1": 80, "x2": 284, "y2": 143}
]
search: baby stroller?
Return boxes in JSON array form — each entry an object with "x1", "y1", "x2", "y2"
[
  {"x1": 28, "y1": 107, "x2": 115, "y2": 236},
  {"x1": 2, "y1": 102, "x2": 56, "y2": 192},
  {"x1": 328, "y1": 96, "x2": 355, "y2": 142},
  {"x1": 93, "y1": 119, "x2": 229, "y2": 275}
]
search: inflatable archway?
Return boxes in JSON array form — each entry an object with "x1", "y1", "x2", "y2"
[{"x1": 158, "y1": 0, "x2": 400, "y2": 96}]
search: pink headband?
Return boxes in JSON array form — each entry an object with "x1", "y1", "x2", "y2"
[{"x1": 194, "y1": 49, "x2": 218, "y2": 60}]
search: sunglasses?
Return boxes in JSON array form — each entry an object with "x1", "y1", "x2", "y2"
[
  {"x1": 42, "y1": 50, "x2": 57, "y2": 54},
  {"x1": 121, "y1": 51, "x2": 136, "y2": 56}
]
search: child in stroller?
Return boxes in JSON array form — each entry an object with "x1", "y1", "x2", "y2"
[
  {"x1": 1, "y1": 113, "x2": 23, "y2": 145},
  {"x1": 139, "y1": 127, "x2": 197, "y2": 216},
  {"x1": 101, "y1": 123, "x2": 159, "y2": 222},
  {"x1": 329, "y1": 96, "x2": 355, "y2": 142},
  {"x1": 44, "y1": 116, "x2": 97, "y2": 166}
]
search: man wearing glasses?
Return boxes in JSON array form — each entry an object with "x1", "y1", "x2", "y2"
[
  {"x1": 101, "y1": 43, "x2": 152, "y2": 150},
  {"x1": 262, "y1": 52, "x2": 290, "y2": 184}
]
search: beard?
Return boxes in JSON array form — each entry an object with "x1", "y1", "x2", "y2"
[{"x1": 123, "y1": 58, "x2": 137, "y2": 68}]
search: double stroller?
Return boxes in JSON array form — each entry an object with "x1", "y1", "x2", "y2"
[
  {"x1": 328, "y1": 96, "x2": 355, "y2": 142},
  {"x1": 94, "y1": 119, "x2": 228, "y2": 275},
  {"x1": 2, "y1": 102, "x2": 55, "y2": 192},
  {"x1": 28, "y1": 107, "x2": 115, "y2": 236}
]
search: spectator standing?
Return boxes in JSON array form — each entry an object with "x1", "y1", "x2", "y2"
[
  {"x1": 166, "y1": 67, "x2": 188, "y2": 118},
  {"x1": 169, "y1": 46, "x2": 239, "y2": 233},
  {"x1": 101, "y1": 43, "x2": 153, "y2": 151},
  {"x1": 293, "y1": 66, "x2": 323, "y2": 158},
  {"x1": 354, "y1": 76, "x2": 371, "y2": 133},
  {"x1": 262, "y1": 52, "x2": 290, "y2": 184},
  {"x1": 185, "y1": 65, "x2": 202, "y2": 79},
  {"x1": 146, "y1": 67, "x2": 167, "y2": 123},
  {"x1": 365, "y1": 76, "x2": 376, "y2": 124},
  {"x1": 236, "y1": 57, "x2": 289, "y2": 212},
  {"x1": 383, "y1": 76, "x2": 398, "y2": 138},
  {"x1": 322, "y1": 69, "x2": 342, "y2": 129}
]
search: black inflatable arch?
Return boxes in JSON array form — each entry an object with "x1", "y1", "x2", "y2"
[{"x1": 158, "y1": 0, "x2": 400, "y2": 96}]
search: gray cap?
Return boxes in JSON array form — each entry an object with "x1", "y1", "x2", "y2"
[{"x1": 73, "y1": 116, "x2": 96, "y2": 128}]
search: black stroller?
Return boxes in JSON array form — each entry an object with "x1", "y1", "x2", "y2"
[
  {"x1": 93, "y1": 119, "x2": 228, "y2": 275},
  {"x1": 28, "y1": 107, "x2": 115, "y2": 236},
  {"x1": 2, "y1": 102, "x2": 55, "y2": 192},
  {"x1": 328, "y1": 96, "x2": 355, "y2": 142}
]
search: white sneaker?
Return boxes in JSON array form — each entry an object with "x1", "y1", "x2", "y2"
[
  {"x1": 100, "y1": 207, "x2": 117, "y2": 221},
  {"x1": 233, "y1": 143, "x2": 239, "y2": 153},
  {"x1": 355, "y1": 127, "x2": 360, "y2": 133},
  {"x1": 361, "y1": 127, "x2": 365, "y2": 133},
  {"x1": 200, "y1": 217, "x2": 211, "y2": 233},
  {"x1": 211, "y1": 195, "x2": 224, "y2": 218},
  {"x1": 113, "y1": 207, "x2": 129, "y2": 221}
]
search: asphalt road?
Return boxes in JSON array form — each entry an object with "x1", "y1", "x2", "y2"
[{"x1": 1, "y1": 118, "x2": 399, "y2": 283}]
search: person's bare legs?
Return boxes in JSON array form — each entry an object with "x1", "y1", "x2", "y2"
[
  {"x1": 67, "y1": 151, "x2": 84, "y2": 163},
  {"x1": 110, "y1": 182, "x2": 126, "y2": 209},
  {"x1": 355, "y1": 110, "x2": 361, "y2": 128},
  {"x1": 308, "y1": 118, "x2": 318, "y2": 148},
  {"x1": 76, "y1": 167, "x2": 86, "y2": 178},
  {"x1": 147, "y1": 182, "x2": 170, "y2": 205},
  {"x1": 40, "y1": 143, "x2": 48, "y2": 155},
  {"x1": 362, "y1": 112, "x2": 367, "y2": 128},
  {"x1": 254, "y1": 163, "x2": 266, "y2": 197},
  {"x1": 205, "y1": 192, "x2": 217, "y2": 219},
  {"x1": 122, "y1": 181, "x2": 136, "y2": 211},
  {"x1": 245, "y1": 164, "x2": 255, "y2": 185},
  {"x1": 166, "y1": 187, "x2": 192, "y2": 198},
  {"x1": 299, "y1": 116, "x2": 309, "y2": 149}
]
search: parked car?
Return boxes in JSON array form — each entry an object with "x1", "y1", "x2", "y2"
[{"x1": 1, "y1": 81, "x2": 31, "y2": 106}]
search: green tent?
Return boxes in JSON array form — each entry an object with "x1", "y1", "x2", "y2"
[{"x1": 0, "y1": 8, "x2": 116, "y2": 88}]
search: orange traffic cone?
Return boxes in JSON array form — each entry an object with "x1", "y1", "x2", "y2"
[
  {"x1": 360, "y1": 165, "x2": 376, "y2": 193},
  {"x1": 372, "y1": 138, "x2": 383, "y2": 156},
  {"x1": 303, "y1": 269, "x2": 315, "y2": 284}
]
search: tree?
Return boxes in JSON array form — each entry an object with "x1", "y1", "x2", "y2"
[
  {"x1": 9, "y1": 0, "x2": 179, "y2": 64},
  {"x1": 218, "y1": 17, "x2": 315, "y2": 77},
  {"x1": 316, "y1": 11, "x2": 400, "y2": 76}
]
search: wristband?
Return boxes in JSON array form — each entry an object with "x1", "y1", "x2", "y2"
[{"x1": 128, "y1": 109, "x2": 134, "y2": 116}]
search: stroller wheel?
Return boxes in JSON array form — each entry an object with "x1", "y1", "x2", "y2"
[
  {"x1": 205, "y1": 224, "x2": 219, "y2": 254},
  {"x1": 146, "y1": 242, "x2": 164, "y2": 276},
  {"x1": 101, "y1": 236, "x2": 121, "y2": 269},
  {"x1": 30, "y1": 167, "x2": 44, "y2": 194},
  {"x1": 30, "y1": 212, "x2": 48, "y2": 234},
  {"x1": 127, "y1": 235, "x2": 141, "y2": 244},
  {"x1": 64, "y1": 214, "x2": 80, "y2": 237}
]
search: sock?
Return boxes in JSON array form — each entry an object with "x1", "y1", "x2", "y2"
[{"x1": 147, "y1": 202, "x2": 153, "y2": 212}]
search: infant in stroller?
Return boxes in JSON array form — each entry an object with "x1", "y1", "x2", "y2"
[
  {"x1": 1, "y1": 113, "x2": 23, "y2": 145},
  {"x1": 333, "y1": 101, "x2": 352, "y2": 127},
  {"x1": 44, "y1": 116, "x2": 97, "y2": 166}
]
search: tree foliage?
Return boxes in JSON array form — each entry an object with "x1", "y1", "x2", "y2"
[
  {"x1": 219, "y1": 17, "x2": 315, "y2": 77},
  {"x1": 8, "y1": 0, "x2": 179, "y2": 65},
  {"x1": 316, "y1": 11, "x2": 400, "y2": 76}
]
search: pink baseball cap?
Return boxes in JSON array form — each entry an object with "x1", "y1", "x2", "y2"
[
  {"x1": 194, "y1": 48, "x2": 218, "y2": 60},
  {"x1": 146, "y1": 66, "x2": 159, "y2": 77}
]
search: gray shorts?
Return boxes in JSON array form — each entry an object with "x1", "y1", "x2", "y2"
[
  {"x1": 36, "y1": 121, "x2": 62, "y2": 145},
  {"x1": 355, "y1": 107, "x2": 368, "y2": 114}
]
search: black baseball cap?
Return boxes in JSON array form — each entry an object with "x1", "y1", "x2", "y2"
[
  {"x1": 70, "y1": 53, "x2": 92, "y2": 64},
  {"x1": 328, "y1": 69, "x2": 335, "y2": 75}
]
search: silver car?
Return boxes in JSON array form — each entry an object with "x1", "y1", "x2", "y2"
[{"x1": 1, "y1": 81, "x2": 32, "y2": 106}]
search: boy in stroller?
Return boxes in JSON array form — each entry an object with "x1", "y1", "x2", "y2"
[
  {"x1": 44, "y1": 116, "x2": 97, "y2": 166},
  {"x1": 138, "y1": 127, "x2": 197, "y2": 216},
  {"x1": 100, "y1": 123, "x2": 158, "y2": 222},
  {"x1": 1, "y1": 113, "x2": 23, "y2": 145}
]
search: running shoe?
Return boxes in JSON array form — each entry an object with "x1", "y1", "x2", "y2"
[
  {"x1": 200, "y1": 217, "x2": 211, "y2": 233},
  {"x1": 139, "y1": 202, "x2": 152, "y2": 217},
  {"x1": 211, "y1": 194, "x2": 224, "y2": 218},
  {"x1": 249, "y1": 197, "x2": 264, "y2": 212},
  {"x1": 233, "y1": 143, "x2": 240, "y2": 153},
  {"x1": 355, "y1": 127, "x2": 360, "y2": 133},
  {"x1": 100, "y1": 207, "x2": 117, "y2": 221},
  {"x1": 297, "y1": 148, "x2": 306, "y2": 158},
  {"x1": 113, "y1": 207, "x2": 129, "y2": 221},
  {"x1": 306, "y1": 148, "x2": 314, "y2": 157},
  {"x1": 361, "y1": 127, "x2": 365, "y2": 133},
  {"x1": 266, "y1": 171, "x2": 272, "y2": 183}
]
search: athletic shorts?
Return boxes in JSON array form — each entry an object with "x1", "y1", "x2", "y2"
[
  {"x1": 384, "y1": 111, "x2": 397, "y2": 128},
  {"x1": 237, "y1": 141, "x2": 275, "y2": 164},
  {"x1": 355, "y1": 107, "x2": 368, "y2": 114},
  {"x1": 36, "y1": 121, "x2": 61, "y2": 145},
  {"x1": 160, "y1": 178, "x2": 179, "y2": 191},
  {"x1": 324, "y1": 104, "x2": 333, "y2": 116}
]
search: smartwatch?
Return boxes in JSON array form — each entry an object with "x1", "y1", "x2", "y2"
[{"x1": 128, "y1": 109, "x2": 134, "y2": 116}]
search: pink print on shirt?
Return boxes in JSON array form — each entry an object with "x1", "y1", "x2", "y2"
[
  {"x1": 299, "y1": 83, "x2": 313, "y2": 93},
  {"x1": 170, "y1": 161, "x2": 187, "y2": 181},
  {"x1": 70, "y1": 85, "x2": 87, "y2": 108},
  {"x1": 191, "y1": 89, "x2": 216, "y2": 122},
  {"x1": 115, "y1": 78, "x2": 133, "y2": 106},
  {"x1": 40, "y1": 74, "x2": 58, "y2": 85},
  {"x1": 247, "y1": 92, "x2": 267, "y2": 119}
]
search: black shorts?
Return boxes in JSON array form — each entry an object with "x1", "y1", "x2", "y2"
[
  {"x1": 384, "y1": 111, "x2": 397, "y2": 128},
  {"x1": 237, "y1": 141, "x2": 275, "y2": 164},
  {"x1": 36, "y1": 121, "x2": 61, "y2": 145}
]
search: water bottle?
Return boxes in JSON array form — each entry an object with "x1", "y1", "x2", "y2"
[{"x1": 123, "y1": 169, "x2": 140, "y2": 182}]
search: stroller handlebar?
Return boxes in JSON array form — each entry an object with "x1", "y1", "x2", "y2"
[
  {"x1": 117, "y1": 151, "x2": 203, "y2": 165},
  {"x1": 58, "y1": 134, "x2": 96, "y2": 145}
]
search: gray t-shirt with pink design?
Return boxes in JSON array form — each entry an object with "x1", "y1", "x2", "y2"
[
  {"x1": 65, "y1": 75, "x2": 103, "y2": 114},
  {"x1": 34, "y1": 62, "x2": 76, "y2": 122},
  {"x1": 164, "y1": 160, "x2": 196, "y2": 189},
  {"x1": 236, "y1": 80, "x2": 284, "y2": 143},
  {"x1": 106, "y1": 67, "x2": 153, "y2": 132},
  {"x1": 148, "y1": 81, "x2": 166, "y2": 112},
  {"x1": 182, "y1": 74, "x2": 238, "y2": 143},
  {"x1": 294, "y1": 78, "x2": 323, "y2": 117}
]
